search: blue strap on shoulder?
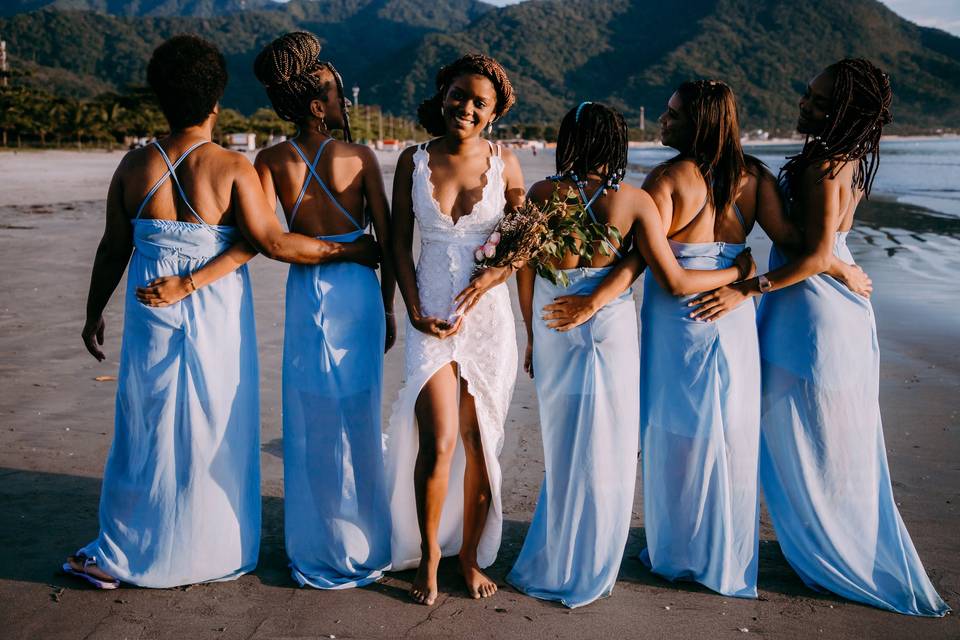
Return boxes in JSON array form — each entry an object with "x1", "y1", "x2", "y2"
[
  {"x1": 288, "y1": 138, "x2": 363, "y2": 231},
  {"x1": 732, "y1": 203, "x2": 749, "y2": 234},
  {"x1": 135, "y1": 139, "x2": 208, "y2": 222}
]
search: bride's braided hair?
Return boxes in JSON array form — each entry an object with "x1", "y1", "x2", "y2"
[
  {"x1": 417, "y1": 54, "x2": 515, "y2": 136},
  {"x1": 781, "y1": 58, "x2": 892, "y2": 199},
  {"x1": 253, "y1": 32, "x2": 353, "y2": 142}
]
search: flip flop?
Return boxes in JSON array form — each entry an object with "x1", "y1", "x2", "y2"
[{"x1": 62, "y1": 555, "x2": 120, "y2": 590}]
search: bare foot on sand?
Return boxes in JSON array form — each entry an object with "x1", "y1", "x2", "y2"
[
  {"x1": 460, "y1": 557, "x2": 497, "y2": 599},
  {"x1": 410, "y1": 546, "x2": 440, "y2": 605}
]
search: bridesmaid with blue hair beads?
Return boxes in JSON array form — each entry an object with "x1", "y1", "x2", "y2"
[
  {"x1": 64, "y1": 35, "x2": 380, "y2": 590},
  {"x1": 691, "y1": 59, "x2": 949, "y2": 616},
  {"x1": 253, "y1": 32, "x2": 396, "y2": 589},
  {"x1": 507, "y1": 102, "x2": 642, "y2": 608}
]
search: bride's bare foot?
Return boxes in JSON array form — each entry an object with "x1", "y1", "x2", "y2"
[
  {"x1": 410, "y1": 546, "x2": 441, "y2": 606},
  {"x1": 459, "y1": 556, "x2": 497, "y2": 599}
]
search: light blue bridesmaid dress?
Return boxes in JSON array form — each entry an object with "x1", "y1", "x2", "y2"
[
  {"x1": 757, "y1": 232, "x2": 950, "y2": 616},
  {"x1": 508, "y1": 184, "x2": 640, "y2": 608},
  {"x1": 639, "y1": 205, "x2": 760, "y2": 598},
  {"x1": 80, "y1": 140, "x2": 261, "y2": 587},
  {"x1": 282, "y1": 138, "x2": 391, "y2": 589}
]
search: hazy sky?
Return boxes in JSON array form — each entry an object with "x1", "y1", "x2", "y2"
[{"x1": 482, "y1": 0, "x2": 960, "y2": 36}]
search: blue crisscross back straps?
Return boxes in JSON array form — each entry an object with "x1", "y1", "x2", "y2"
[
  {"x1": 134, "y1": 140, "x2": 215, "y2": 229},
  {"x1": 576, "y1": 183, "x2": 622, "y2": 259},
  {"x1": 288, "y1": 138, "x2": 364, "y2": 231}
]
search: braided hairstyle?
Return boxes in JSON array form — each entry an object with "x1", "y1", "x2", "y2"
[
  {"x1": 781, "y1": 58, "x2": 892, "y2": 200},
  {"x1": 672, "y1": 80, "x2": 745, "y2": 223},
  {"x1": 554, "y1": 101, "x2": 628, "y2": 191},
  {"x1": 253, "y1": 32, "x2": 353, "y2": 142},
  {"x1": 417, "y1": 53, "x2": 515, "y2": 137}
]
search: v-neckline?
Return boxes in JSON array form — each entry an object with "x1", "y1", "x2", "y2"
[{"x1": 422, "y1": 141, "x2": 496, "y2": 226}]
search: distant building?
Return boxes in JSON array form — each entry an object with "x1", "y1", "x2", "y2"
[{"x1": 227, "y1": 132, "x2": 256, "y2": 152}]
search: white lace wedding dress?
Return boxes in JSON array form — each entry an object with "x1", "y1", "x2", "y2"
[{"x1": 384, "y1": 140, "x2": 518, "y2": 570}]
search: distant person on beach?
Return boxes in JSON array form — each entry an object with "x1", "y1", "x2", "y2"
[
  {"x1": 65, "y1": 35, "x2": 379, "y2": 590},
  {"x1": 690, "y1": 59, "x2": 950, "y2": 616},
  {"x1": 384, "y1": 54, "x2": 525, "y2": 605},
  {"x1": 252, "y1": 31, "x2": 396, "y2": 589}
]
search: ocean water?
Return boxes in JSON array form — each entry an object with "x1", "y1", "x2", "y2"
[{"x1": 628, "y1": 138, "x2": 960, "y2": 219}]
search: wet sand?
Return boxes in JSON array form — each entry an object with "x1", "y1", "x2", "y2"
[{"x1": 0, "y1": 149, "x2": 957, "y2": 639}]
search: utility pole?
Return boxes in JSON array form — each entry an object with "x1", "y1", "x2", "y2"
[
  {"x1": 1, "y1": 40, "x2": 10, "y2": 87},
  {"x1": 639, "y1": 106, "x2": 645, "y2": 132}
]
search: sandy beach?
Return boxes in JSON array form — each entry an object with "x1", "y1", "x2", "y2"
[{"x1": 0, "y1": 148, "x2": 957, "y2": 639}]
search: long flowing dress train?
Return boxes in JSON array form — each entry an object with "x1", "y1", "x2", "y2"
[
  {"x1": 507, "y1": 267, "x2": 639, "y2": 608},
  {"x1": 757, "y1": 232, "x2": 950, "y2": 616},
  {"x1": 640, "y1": 238, "x2": 761, "y2": 598}
]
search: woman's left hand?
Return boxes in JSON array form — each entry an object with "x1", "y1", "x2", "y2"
[
  {"x1": 136, "y1": 275, "x2": 193, "y2": 307},
  {"x1": 688, "y1": 281, "x2": 753, "y2": 322},
  {"x1": 454, "y1": 265, "x2": 512, "y2": 315}
]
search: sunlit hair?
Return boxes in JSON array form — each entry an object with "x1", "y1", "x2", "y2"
[
  {"x1": 417, "y1": 53, "x2": 515, "y2": 137},
  {"x1": 671, "y1": 80, "x2": 745, "y2": 223},
  {"x1": 147, "y1": 35, "x2": 227, "y2": 130},
  {"x1": 780, "y1": 58, "x2": 893, "y2": 200},
  {"x1": 253, "y1": 31, "x2": 353, "y2": 142},
  {"x1": 554, "y1": 102, "x2": 628, "y2": 190}
]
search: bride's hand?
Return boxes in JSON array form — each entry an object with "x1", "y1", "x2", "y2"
[
  {"x1": 454, "y1": 265, "x2": 512, "y2": 316},
  {"x1": 411, "y1": 313, "x2": 462, "y2": 340}
]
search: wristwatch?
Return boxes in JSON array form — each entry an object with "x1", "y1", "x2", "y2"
[{"x1": 757, "y1": 274, "x2": 772, "y2": 293}]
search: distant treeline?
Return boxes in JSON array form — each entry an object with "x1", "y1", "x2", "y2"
[
  {"x1": 0, "y1": 84, "x2": 435, "y2": 148},
  {"x1": 0, "y1": 83, "x2": 638, "y2": 149}
]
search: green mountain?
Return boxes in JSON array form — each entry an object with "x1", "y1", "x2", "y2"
[{"x1": 1, "y1": 0, "x2": 958, "y2": 131}]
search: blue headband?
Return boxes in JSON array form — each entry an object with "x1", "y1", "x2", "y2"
[{"x1": 575, "y1": 101, "x2": 592, "y2": 123}]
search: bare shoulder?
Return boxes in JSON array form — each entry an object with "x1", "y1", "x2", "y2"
[
  {"x1": 254, "y1": 140, "x2": 291, "y2": 167},
  {"x1": 642, "y1": 157, "x2": 692, "y2": 190},
  {"x1": 526, "y1": 178, "x2": 558, "y2": 203},
  {"x1": 627, "y1": 183, "x2": 658, "y2": 214},
  {"x1": 396, "y1": 144, "x2": 419, "y2": 172},
  {"x1": 499, "y1": 145, "x2": 519, "y2": 166}
]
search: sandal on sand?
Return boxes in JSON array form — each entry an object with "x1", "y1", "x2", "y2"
[{"x1": 62, "y1": 555, "x2": 120, "y2": 590}]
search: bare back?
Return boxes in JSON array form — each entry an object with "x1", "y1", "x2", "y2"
[
  {"x1": 122, "y1": 139, "x2": 248, "y2": 226},
  {"x1": 256, "y1": 136, "x2": 370, "y2": 237},
  {"x1": 528, "y1": 177, "x2": 637, "y2": 269},
  {"x1": 644, "y1": 158, "x2": 753, "y2": 244}
]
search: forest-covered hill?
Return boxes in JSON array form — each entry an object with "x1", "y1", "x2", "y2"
[{"x1": 1, "y1": 0, "x2": 957, "y2": 131}]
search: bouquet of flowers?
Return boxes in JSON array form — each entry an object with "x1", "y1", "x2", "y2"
[{"x1": 472, "y1": 185, "x2": 623, "y2": 286}]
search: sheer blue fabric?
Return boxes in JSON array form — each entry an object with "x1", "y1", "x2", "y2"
[
  {"x1": 80, "y1": 143, "x2": 260, "y2": 586},
  {"x1": 281, "y1": 140, "x2": 390, "y2": 588},
  {"x1": 757, "y1": 232, "x2": 950, "y2": 616},
  {"x1": 639, "y1": 240, "x2": 761, "y2": 598},
  {"x1": 508, "y1": 267, "x2": 639, "y2": 608}
]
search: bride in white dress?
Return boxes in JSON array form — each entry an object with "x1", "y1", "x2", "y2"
[{"x1": 386, "y1": 54, "x2": 525, "y2": 605}]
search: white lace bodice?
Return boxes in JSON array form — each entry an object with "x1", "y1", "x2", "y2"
[{"x1": 410, "y1": 141, "x2": 507, "y2": 321}]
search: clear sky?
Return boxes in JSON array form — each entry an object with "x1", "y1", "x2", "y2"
[{"x1": 482, "y1": 0, "x2": 960, "y2": 36}]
